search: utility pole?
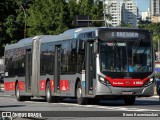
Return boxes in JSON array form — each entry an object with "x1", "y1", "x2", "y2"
[
  {"x1": 158, "y1": 39, "x2": 160, "y2": 61},
  {"x1": 19, "y1": 4, "x2": 27, "y2": 38},
  {"x1": 16, "y1": 1, "x2": 27, "y2": 38},
  {"x1": 103, "y1": 0, "x2": 113, "y2": 27}
]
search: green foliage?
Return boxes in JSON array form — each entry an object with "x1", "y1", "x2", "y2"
[
  {"x1": 27, "y1": 0, "x2": 68, "y2": 36},
  {"x1": 155, "y1": 73, "x2": 160, "y2": 79},
  {"x1": 121, "y1": 22, "x2": 132, "y2": 28},
  {"x1": 0, "y1": 0, "x2": 103, "y2": 56},
  {"x1": 138, "y1": 23, "x2": 160, "y2": 51}
]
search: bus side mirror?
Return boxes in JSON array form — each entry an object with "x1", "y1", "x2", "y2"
[{"x1": 94, "y1": 41, "x2": 98, "y2": 54}]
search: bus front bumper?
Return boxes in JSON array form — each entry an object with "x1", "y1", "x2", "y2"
[{"x1": 96, "y1": 81, "x2": 154, "y2": 97}]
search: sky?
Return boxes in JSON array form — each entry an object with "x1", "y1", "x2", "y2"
[{"x1": 136, "y1": 0, "x2": 149, "y2": 14}]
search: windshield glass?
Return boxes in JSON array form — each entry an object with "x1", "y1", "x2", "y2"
[{"x1": 100, "y1": 40, "x2": 152, "y2": 73}]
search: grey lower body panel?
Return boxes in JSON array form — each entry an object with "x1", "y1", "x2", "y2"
[{"x1": 96, "y1": 80, "x2": 154, "y2": 97}]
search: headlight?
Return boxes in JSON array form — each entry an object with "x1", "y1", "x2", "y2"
[
  {"x1": 144, "y1": 78, "x2": 154, "y2": 87},
  {"x1": 149, "y1": 78, "x2": 154, "y2": 82},
  {"x1": 100, "y1": 77, "x2": 105, "y2": 81},
  {"x1": 99, "y1": 76, "x2": 111, "y2": 86}
]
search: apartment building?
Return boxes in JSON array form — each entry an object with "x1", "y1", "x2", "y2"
[
  {"x1": 142, "y1": 11, "x2": 150, "y2": 21},
  {"x1": 150, "y1": 0, "x2": 160, "y2": 16},
  {"x1": 104, "y1": 0, "x2": 137, "y2": 27},
  {"x1": 104, "y1": 0, "x2": 123, "y2": 27},
  {"x1": 150, "y1": 0, "x2": 160, "y2": 22},
  {"x1": 122, "y1": 0, "x2": 137, "y2": 27}
]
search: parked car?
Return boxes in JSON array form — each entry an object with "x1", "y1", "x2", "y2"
[{"x1": 0, "y1": 73, "x2": 4, "y2": 83}]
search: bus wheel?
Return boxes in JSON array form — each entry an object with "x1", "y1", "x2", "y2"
[
  {"x1": 76, "y1": 82, "x2": 87, "y2": 105},
  {"x1": 124, "y1": 96, "x2": 135, "y2": 105},
  {"x1": 16, "y1": 83, "x2": 24, "y2": 101},
  {"x1": 46, "y1": 81, "x2": 56, "y2": 103}
]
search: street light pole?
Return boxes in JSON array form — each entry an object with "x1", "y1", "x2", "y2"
[
  {"x1": 158, "y1": 39, "x2": 160, "y2": 61},
  {"x1": 19, "y1": 4, "x2": 26, "y2": 38},
  {"x1": 16, "y1": 1, "x2": 26, "y2": 38}
]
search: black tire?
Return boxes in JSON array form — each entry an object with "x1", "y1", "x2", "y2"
[
  {"x1": 124, "y1": 96, "x2": 136, "y2": 105},
  {"x1": 46, "y1": 81, "x2": 56, "y2": 103},
  {"x1": 76, "y1": 82, "x2": 87, "y2": 105},
  {"x1": 16, "y1": 83, "x2": 24, "y2": 101}
]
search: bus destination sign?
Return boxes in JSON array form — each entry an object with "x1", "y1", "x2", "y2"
[
  {"x1": 114, "y1": 32, "x2": 139, "y2": 38},
  {"x1": 98, "y1": 30, "x2": 146, "y2": 41}
]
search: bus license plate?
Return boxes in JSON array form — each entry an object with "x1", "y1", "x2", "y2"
[{"x1": 122, "y1": 92, "x2": 133, "y2": 95}]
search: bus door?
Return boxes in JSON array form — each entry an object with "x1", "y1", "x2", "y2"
[
  {"x1": 86, "y1": 41, "x2": 95, "y2": 95},
  {"x1": 25, "y1": 49, "x2": 32, "y2": 93},
  {"x1": 54, "y1": 45, "x2": 61, "y2": 94}
]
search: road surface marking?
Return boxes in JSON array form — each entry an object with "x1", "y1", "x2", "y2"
[
  {"x1": 58, "y1": 103, "x2": 160, "y2": 111},
  {"x1": 0, "y1": 96, "x2": 160, "y2": 111}
]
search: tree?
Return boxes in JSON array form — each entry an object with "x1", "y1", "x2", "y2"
[
  {"x1": 67, "y1": 0, "x2": 79, "y2": 28},
  {"x1": 0, "y1": 0, "x2": 104, "y2": 56},
  {"x1": 90, "y1": 0, "x2": 103, "y2": 26},
  {"x1": 27, "y1": 0, "x2": 68, "y2": 36},
  {"x1": 121, "y1": 22, "x2": 132, "y2": 28},
  {"x1": 67, "y1": 0, "x2": 103, "y2": 27},
  {"x1": 0, "y1": 0, "x2": 19, "y2": 56},
  {"x1": 138, "y1": 23, "x2": 160, "y2": 51}
]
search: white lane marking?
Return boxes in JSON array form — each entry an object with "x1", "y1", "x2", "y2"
[
  {"x1": 25, "y1": 101, "x2": 47, "y2": 104},
  {"x1": 0, "y1": 94, "x2": 11, "y2": 96},
  {"x1": 58, "y1": 103, "x2": 160, "y2": 111},
  {"x1": 1, "y1": 96, "x2": 160, "y2": 111},
  {"x1": 151, "y1": 96, "x2": 160, "y2": 99},
  {"x1": 0, "y1": 97, "x2": 15, "y2": 101}
]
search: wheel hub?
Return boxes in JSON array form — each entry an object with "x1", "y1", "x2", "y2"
[{"x1": 77, "y1": 88, "x2": 82, "y2": 98}]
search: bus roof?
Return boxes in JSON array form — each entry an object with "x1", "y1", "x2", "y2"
[{"x1": 5, "y1": 27, "x2": 150, "y2": 50}]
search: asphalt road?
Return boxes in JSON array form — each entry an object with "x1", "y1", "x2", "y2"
[{"x1": 0, "y1": 91, "x2": 160, "y2": 120}]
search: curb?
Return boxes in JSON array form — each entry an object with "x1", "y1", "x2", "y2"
[{"x1": 151, "y1": 96, "x2": 160, "y2": 98}]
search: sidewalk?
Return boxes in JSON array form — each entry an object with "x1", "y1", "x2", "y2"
[{"x1": 150, "y1": 95, "x2": 160, "y2": 99}]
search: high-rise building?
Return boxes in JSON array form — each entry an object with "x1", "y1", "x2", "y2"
[
  {"x1": 104, "y1": 0, "x2": 123, "y2": 27},
  {"x1": 150, "y1": 0, "x2": 160, "y2": 16},
  {"x1": 142, "y1": 11, "x2": 150, "y2": 21},
  {"x1": 122, "y1": 0, "x2": 137, "y2": 27},
  {"x1": 150, "y1": 0, "x2": 160, "y2": 22},
  {"x1": 104, "y1": 0, "x2": 137, "y2": 27},
  {"x1": 141, "y1": 8, "x2": 151, "y2": 21}
]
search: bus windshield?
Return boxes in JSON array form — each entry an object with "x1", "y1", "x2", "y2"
[{"x1": 99, "y1": 40, "x2": 153, "y2": 73}]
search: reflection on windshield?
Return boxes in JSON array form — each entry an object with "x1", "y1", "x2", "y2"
[{"x1": 100, "y1": 40, "x2": 152, "y2": 73}]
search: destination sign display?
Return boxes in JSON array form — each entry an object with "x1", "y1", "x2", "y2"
[
  {"x1": 115, "y1": 32, "x2": 138, "y2": 38},
  {"x1": 98, "y1": 30, "x2": 148, "y2": 41}
]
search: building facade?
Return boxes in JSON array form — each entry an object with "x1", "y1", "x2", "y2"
[
  {"x1": 150, "y1": 0, "x2": 160, "y2": 22},
  {"x1": 150, "y1": 0, "x2": 160, "y2": 16},
  {"x1": 104, "y1": 0, "x2": 123, "y2": 27},
  {"x1": 104, "y1": 0, "x2": 137, "y2": 27},
  {"x1": 122, "y1": 0, "x2": 137, "y2": 27},
  {"x1": 142, "y1": 9, "x2": 150, "y2": 21}
]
